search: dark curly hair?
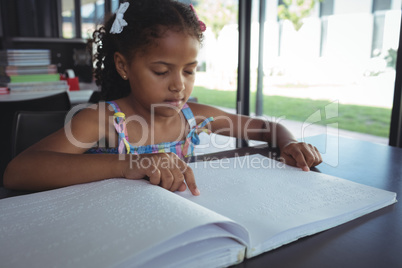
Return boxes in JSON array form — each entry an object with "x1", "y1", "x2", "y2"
[{"x1": 89, "y1": 0, "x2": 204, "y2": 101}]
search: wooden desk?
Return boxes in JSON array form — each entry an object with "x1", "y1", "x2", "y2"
[
  {"x1": 0, "y1": 90, "x2": 93, "y2": 105},
  {"x1": 1, "y1": 134, "x2": 401, "y2": 267},
  {"x1": 196, "y1": 135, "x2": 402, "y2": 268}
]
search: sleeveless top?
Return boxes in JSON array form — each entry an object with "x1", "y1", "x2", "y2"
[{"x1": 86, "y1": 101, "x2": 214, "y2": 159}]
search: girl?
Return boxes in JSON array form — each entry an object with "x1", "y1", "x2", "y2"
[{"x1": 4, "y1": 0, "x2": 322, "y2": 196}]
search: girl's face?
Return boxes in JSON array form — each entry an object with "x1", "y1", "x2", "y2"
[{"x1": 123, "y1": 30, "x2": 200, "y2": 118}]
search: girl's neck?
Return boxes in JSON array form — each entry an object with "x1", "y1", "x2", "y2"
[
  {"x1": 110, "y1": 96, "x2": 189, "y2": 145},
  {"x1": 119, "y1": 96, "x2": 180, "y2": 126}
]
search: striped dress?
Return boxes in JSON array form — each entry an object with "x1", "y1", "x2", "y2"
[{"x1": 86, "y1": 101, "x2": 213, "y2": 159}]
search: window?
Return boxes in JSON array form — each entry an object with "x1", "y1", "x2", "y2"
[
  {"x1": 184, "y1": 0, "x2": 239, "y2": 106},
  {"x1": 259, "y1": 0, "x2": 401, "y2": 143},
  {"x1": 373, "y1": 0, "x2": 392, "y2": 12},
  {"x1": 61, "y1": 0, "x2": 115, "y2": 39},
  {"x1": 111, "y1": 0, "x2": 120, "y2": 12},
  {"x1": 61, "y1": 0, "x2": 76, "y2": 38},
  {"x1": 81, "y1": 0, "x2": 105, "y2": 39},
  {"x1": 57, "y1": 0, "x2": 402, "y2": 144},
  {"x1": 319, "y1": 0, "x2": 334, "y2": 17}
]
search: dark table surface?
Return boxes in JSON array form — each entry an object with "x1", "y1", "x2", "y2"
[
  {"x1": 197, "y1": 134, "x2": 402, "y2": 268},
  {"x1": 1, "y1": 134, "x2": 401, "y2": 267}
]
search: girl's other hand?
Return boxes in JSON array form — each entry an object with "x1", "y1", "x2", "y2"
[
  {"x1": 122, "y1": 153, "x2": 200, "y2": 196},
  {"x1": 279, "y1": 142, "x2": 323, "y2": 171}
]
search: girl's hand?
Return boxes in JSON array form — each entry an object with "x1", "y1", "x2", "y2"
[
  {"x1": 122, "y1": 153, "x2": 200, "y2": 196},
  {"x1": 280, "y1": 142, "x2": 322, "y2": 171}
]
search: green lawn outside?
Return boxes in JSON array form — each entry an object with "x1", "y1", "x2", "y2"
[{"x1": 192, "y1": 86, "x2": 391, "y2": 138}]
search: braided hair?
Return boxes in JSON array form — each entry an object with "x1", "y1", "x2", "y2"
[{"x1": 89, "y1": 0, "x2": 204, "y2": 101}]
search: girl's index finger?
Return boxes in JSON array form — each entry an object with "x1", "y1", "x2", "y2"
[
  {"x1": 179, "y1": 163, "x2": 200, "y2": 196},
  {"x1": 300, "y1": 165, "x2": 310, "y2": 172},
  {"x1": 291, "y1": 150, "x2": 310, "y2": 172}
]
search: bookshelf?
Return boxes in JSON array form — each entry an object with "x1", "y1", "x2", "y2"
[{"x1": 9, "y1": 37, "x2": 93, "y2": 83}]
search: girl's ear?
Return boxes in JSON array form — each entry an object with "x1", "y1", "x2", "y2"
[{"x1": 114, "y1": 52, "x2": 129, "y2": 80}]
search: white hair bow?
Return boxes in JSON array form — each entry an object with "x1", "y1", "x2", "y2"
[{"x1": 110, "y1": 2, "x2": 130, "y2": 34}]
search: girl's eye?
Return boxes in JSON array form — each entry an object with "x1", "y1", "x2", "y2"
[
  {"x1": 185, "y1": 70, "x2": 195, "y2": 75},
  {"x1": 154, "y1": 71, "x2": 168, "y2": 76}
]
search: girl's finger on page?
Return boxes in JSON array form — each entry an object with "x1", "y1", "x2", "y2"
[{"x1": 185, "y1": 171, "x2": 200, "y2": 196}]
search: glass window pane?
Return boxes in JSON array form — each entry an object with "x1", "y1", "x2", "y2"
[
  {"x1": 61, "y1": 0, "x2": 75, "y2": 38},
  {"x1": 81, "y1": 0, "x2": 105, "y2": 39},
  {"x1": 319, "y1": 0, "x2": 334, "y2": 17},
  {"x1": 112, "y1": 0, "x2": 120, "y2": 12},
  {"x1": 259, "y1": 0, "x2": 402, "y2": 144},
  {"x1": 189, "y1": 0, "x2": 239, "y2": 101},
  {"x1": 373, "y1": 0, "x2": 392, "y2": 12},
  {"x1": 178, "y1": 0, "x2": 239, "y2": 153}
]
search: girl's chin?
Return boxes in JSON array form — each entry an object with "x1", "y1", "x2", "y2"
[{"x1": 150, "y1": 106, "x2": 183, "y2": 117}]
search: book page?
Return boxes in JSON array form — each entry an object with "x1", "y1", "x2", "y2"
[
  {"x1": 124, "y1": 224, "x2": 246, "y2": 268},
  {"x1": 0, "y1": 179, "x2": 247, "y2": 268},
  {"x1": 180, "y1": 154, "x2": 397, "y2": 258}
]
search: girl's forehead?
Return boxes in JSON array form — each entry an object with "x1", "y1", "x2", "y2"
[
  {"x1": 159, "y1": 31, "x2": 199, "y2": 47},
  {"x1": 137, "y1": 30, "x2": 200, "y2": 60}
]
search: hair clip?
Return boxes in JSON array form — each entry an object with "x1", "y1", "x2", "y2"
[
  {"x1": 190, "y1": 4, "x2": 206, "y2": 32},
  {"x1": 110, "y1": 2, "x2": 130, "y2": 34}
]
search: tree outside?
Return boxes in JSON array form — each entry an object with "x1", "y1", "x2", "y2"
[{"x1": 195, "y1": 0, "x2": 238, "y2": 38}]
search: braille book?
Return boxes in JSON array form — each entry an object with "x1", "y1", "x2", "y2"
[{"x1": 0, "y1": 154, "x2": 397, "y2": 268}]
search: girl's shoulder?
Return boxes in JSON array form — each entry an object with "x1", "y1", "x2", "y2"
[
  {"x1": 71, "y1": 102, "x2": 116, "y2": 133},
  {"x1": 26, "y1": 102, "x2": 116, "y2": 155},
  {"x1": 187, "y1": 102, "x2": 232, "y2": 119},
  {"x1": 73, "y1": 102, "x2": 115, "y2": 121}
]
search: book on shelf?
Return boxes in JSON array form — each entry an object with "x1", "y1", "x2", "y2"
[
  {"x1": 0, "y1": 64, "x2": 58, "y2": 76},
  {"x1": 0, "y1": 48, "x2": 51, "y2": 55},
  {"x1": 4, "y1": 80, "x2": 69, "y2": 93},
  {"x1": 0, "y1": 154, "x2": 396, "y2": 268},
  {"x1": 0, "y1": 73, "x2": 60, "y2": 84},
  {"x1": 0, "y1": 49, "x2": 51, "y2": 66},
  {"x1": 0, "y1": 49, "x2": 51, "y2": 58},
  {"x1": 0, "y1": 59, "x2": 51, "y2": 66},
  {"x1": 0, "y1": 49, "x2": 65, "y2": 92},
  {"x1": 0, "y1": 86, "x2": 9, "y2": 95}
]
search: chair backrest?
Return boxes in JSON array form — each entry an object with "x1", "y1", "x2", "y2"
[
  {"x1": 0, "y1": 91, "x2": 71, "y2": 112},
  {"x1": 11, "y1": 111, "x2": 68, "y2": 158},
  {"x1": 0, "y1": 92, "x2": 71, "y2": 185}
]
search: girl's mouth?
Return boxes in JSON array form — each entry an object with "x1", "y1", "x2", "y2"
[{"x1": 164, "y1": 99, "x2": 184, "y2": 107}]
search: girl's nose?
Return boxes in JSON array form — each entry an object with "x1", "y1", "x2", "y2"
[{"x1": 169, "y1": 73, "x2": 185, "y2": 92}]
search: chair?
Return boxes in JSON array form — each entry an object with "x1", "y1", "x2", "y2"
[
  {"x1": 11, "y1": 111, "x2": 68, "y2": 158},
  {"x1": 0, "y1": 92, "x2": 71, "y2": 186}
]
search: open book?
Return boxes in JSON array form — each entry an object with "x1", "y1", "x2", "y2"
[{"x1": 0, "y1": 154, "x2": 397, "y2": 268}]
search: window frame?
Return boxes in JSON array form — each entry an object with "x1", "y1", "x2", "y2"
[{"x1": 62, "y1": 0, "x2": 117, "y2": 39}]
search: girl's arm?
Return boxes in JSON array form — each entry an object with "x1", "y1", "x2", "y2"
[
  {"x1": 3, "y1": 105, "x2": 119, "y2": 190},
  {"x1": 3, "y1": 105, "x2": 199, "y2": 195},
  {"x1": 188, "y1": 102, "x2": 322, "y2": 170}
]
